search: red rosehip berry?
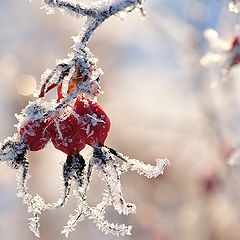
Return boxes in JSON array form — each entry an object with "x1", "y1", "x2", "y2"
[
  {"x1": 19, "y1": 120, "x2": 51, "y2": 151},
  {"x1": 50, "y1": 111, "x2": 86, "y2": 155},
  {"x1": 72, "y1": 98, "x2": 111, "y2": 148}
]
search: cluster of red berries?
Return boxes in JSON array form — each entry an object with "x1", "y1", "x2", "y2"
[
  {"x1": 19, "y1": 63, "x2": 111, "y2": 157},
  {"x1": 19, "y1": 97, "x2": 111, "y2": 156}
]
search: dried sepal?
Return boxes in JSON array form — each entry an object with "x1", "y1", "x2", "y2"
[
  {"x1": 94, "y1": 149, "x2": 136, "y2": 215},
  {"x1": 107, "y1": 146, "x2": 170, "y2": 178},
  {"x1": 86, "y1": 205, "x2": 133, "y2": 236},
  {"x1": 60, "y1": 146, "x2": 169, "y2": 237},
  {"x1": 16, "y1": 161, "x2": 47, "y2": 237}
]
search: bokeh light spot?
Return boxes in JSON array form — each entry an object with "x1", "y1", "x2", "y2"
[{"x1": 16, "y1": 75, "x2": 37, "y2": 96}]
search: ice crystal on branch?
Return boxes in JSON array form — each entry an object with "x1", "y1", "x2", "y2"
[{"x1": 0, "y1": 0, "x2": 170, "y2": 237}]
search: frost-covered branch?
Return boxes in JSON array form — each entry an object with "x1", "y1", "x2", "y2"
[
  {"x1": 42, "y1": 0, "x2": 144, "y2": 46},
  {"x1": 42, "y1": 0, "x2": 142, "y2": 18},
  {"x1": 35, "y1": 0, "x2": 145, "y2": 117},
  {"x1": 42, "y1": 0, "x2": 98, "y2": 18}
]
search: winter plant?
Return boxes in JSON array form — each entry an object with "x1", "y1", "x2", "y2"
[{"x1": 0, "y1": 0, "x2": 170, "y2": 237}]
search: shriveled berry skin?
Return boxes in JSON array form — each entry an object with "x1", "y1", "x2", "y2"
[
  {"x1": 72, "y1": 98, "x2": 111, "y2": 148},
  {"x1": 19, "y1": 120, "x2": 50, "y2": 151},
  {"x1": 50, "y1": 114, "x2": 86, "y2": 155}
]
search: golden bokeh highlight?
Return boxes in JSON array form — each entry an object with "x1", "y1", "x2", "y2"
[{"x1": 16, "y1": 75, "x2": 37, "y2": 96}]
